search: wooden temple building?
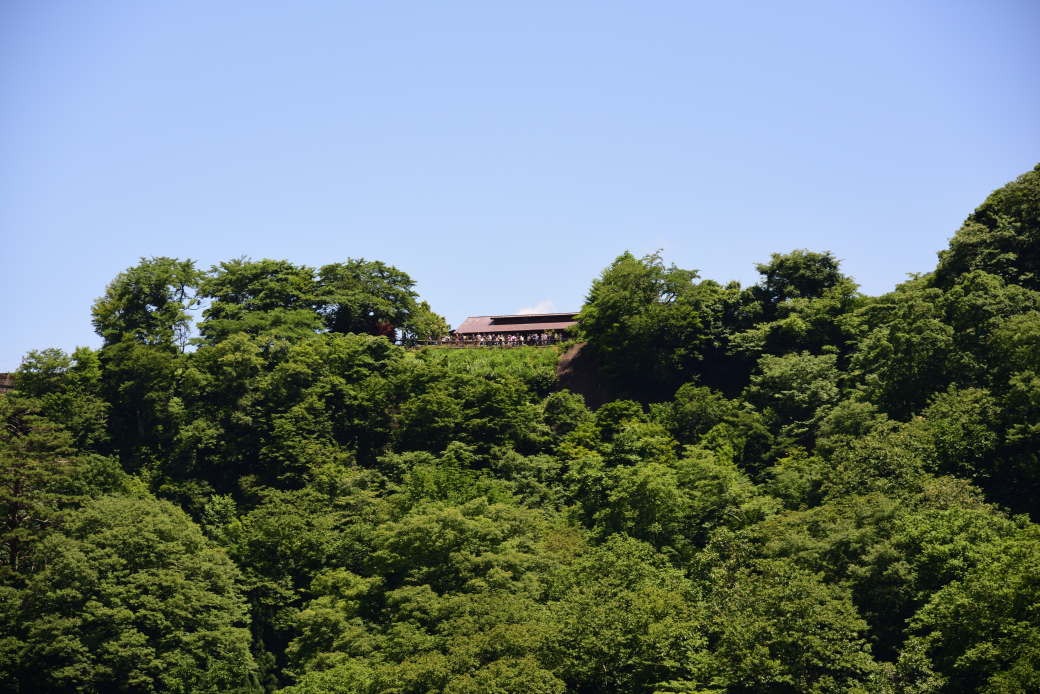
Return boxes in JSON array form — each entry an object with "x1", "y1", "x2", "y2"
[{"x1": 452, "y1": 312, "x2": 578, "y2": 343}]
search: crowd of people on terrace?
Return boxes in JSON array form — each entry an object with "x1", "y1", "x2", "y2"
[{"x1": 443, "y1": 332, "x2": 563, "y2": 347}]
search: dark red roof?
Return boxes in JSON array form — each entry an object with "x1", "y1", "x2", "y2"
[{"x1": 454, "y1": 312, "x2": 578, "y2": 334}]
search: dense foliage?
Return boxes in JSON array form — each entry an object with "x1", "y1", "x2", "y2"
[{"x1": 3, "y1": 165, "x2": 1040, "y2": 693}]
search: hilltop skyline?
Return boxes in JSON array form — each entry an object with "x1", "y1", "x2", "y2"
[{"x1": 2, "y1": 1, "x2": 1039, "y2": 369}]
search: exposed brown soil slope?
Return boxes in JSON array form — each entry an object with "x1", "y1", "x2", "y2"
[{"x1": 555, "y1": 342, "x2": 608, "y2": 410}]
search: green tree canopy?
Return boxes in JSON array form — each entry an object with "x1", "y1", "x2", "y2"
[
  {"x1": 577, "y1": 251, "x2": 702, "y2": 393},
  {"x1": 934, "y1": 163, "x2": 1040, "y2": 291},
  {"x1": 199, "y1": 258, "x2": 324, "y2": 346},
  {"x1": 91, "y1": 256, "x2": 202, "y2": 350},
  {"x1": 753, "y1": 249, "x2": 848, "y2": 316},
  {"x1": 402, "y1": 300, "x2": 451, "y2": 342},
  {"x1": 3, "y1": 495, "x2": 259, "y2": 693},
  {"x1": 11, "y1": 166, "x2": 1040, "y2": 694},
  {"x1": 318, "y1": 259, "x2": 418, "y2": 336}
]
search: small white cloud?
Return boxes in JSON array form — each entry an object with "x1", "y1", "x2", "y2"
[{"x1": 516, "y1": 299, "x2": 555, "y2": 315}]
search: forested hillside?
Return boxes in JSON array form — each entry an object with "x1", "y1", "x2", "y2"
[{"x1": 2, "y1": 164, "x2": 1039, "y2": 693}]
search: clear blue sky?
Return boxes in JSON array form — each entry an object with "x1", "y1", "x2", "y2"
[{"x1": 2, "y1": 1, "x2": 1038, "y2": 370}]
